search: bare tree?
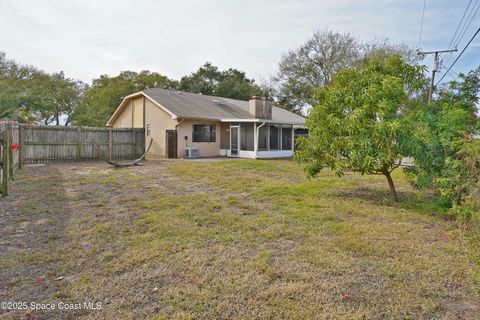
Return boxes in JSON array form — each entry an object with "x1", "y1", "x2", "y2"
[
  {"x1": 271, "y1": 31, "x2": 419, "y2": 114},
  {"x1": 272, "y1": 30, "x2": 360, "y2": 114},
  {"x1": 360, "y1": 39, "x2": 420, "y2": 65}
]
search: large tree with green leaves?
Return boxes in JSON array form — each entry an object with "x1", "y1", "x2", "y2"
[
  {"x1": 0, "y1": 52, "x2": 35, "y2": 121},
  {"x1": 179, "y1": 62, "x2": 263, "y2": 100},
  {"x1": 27, "y1": 71, "x2": 84, "y2": 125},
  {"x1": 295, "y1": 54, "x2": 426, "y2": 201},
  {"x1": 0, "y1": 52, "x2": 83, "y2": 124},
  {"x1": 404, "y1": 66, "x2": 480, "y2": 219},
  {"x1": 74, "y1": 71, "x2": 176, "y2": 127}
]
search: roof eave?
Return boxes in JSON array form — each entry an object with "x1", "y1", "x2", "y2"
[
  {"x1": 106, "y1": 92, "x2": 144, "y2": 126},
  {"x1": 220, "y1": 118, "x2": 305, "y2": 126},
  {"x1": 106, "y1": 91, "x2": 178, "y2": 126}
]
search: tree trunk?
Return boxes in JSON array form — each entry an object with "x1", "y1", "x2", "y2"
[{"x1": 383, "y1": 170, "x2": 398, "y2": 202}]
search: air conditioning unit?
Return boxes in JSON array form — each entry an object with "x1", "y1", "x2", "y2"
[{"x1": 185, "y1": 147, "x2": 199, "y2": 158}]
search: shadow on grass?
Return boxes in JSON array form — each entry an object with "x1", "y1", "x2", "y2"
[{"x1": 328, "y1": 187, "x2": 453, "y2": 219}]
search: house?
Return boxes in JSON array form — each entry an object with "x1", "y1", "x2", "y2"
[{"x1": 106, "y1": 88, "x2": 306, "y2": 159}]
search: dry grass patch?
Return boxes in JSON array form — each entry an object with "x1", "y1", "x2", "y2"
[{"x1": 1, "y1": 160, "x2": 479, "y2": 319}]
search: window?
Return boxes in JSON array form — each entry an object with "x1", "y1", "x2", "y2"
[
  {"x1": 192, "y1": 124, "x2": 216, "y2": 142},
  {"x1": 281, "y1": 126, "x2": 292, "y2": 150},
  {"x1": 146, "y1": 124, "x2": 151, "y2": 136}
]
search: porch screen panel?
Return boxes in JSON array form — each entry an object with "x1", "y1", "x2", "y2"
[
  {"x1": 269, "y1": 125, "x2": 280, "y2": 150},
  {"x1": 240, "y1": 123, "x2": 254, "y2": 151},
  {"x1": 220, "y1": 123, "x2": 230, "y2": 149},
  {"x1": 240, "y1": 125, "x2": 247, "y2": 150},
  {"x1": 258, "y1": 125, "x2": 267, "y2": 150},
  {"x1": 281, "y1": 127, "x2": 292, "y2": 150}
]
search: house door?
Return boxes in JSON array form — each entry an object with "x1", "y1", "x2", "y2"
[
  {"x1": 166, "y1": 129, "x2": 177, "y2": 158},
  {"x1": 230, "y1": 125, "x2": 239, "y2": 157}
]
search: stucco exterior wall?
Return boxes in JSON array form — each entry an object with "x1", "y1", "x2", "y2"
[
  {"x1": 108, "y1": 93, "x2": 300, "y2": 159},
  {"x1": 144, "y1": 98, "x2": 177, "y2": 158},
  {"x1": 113, "y1": 102, "x2": 133, "y2": 128},
  {"x1": 176, "y1": 120, "x2": 221, "y2": 158},
  {"x1": 132, "y1": 96, "x2": 144, "y2": 128}
]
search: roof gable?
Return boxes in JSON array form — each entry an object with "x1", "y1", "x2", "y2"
[{"x1": 107, "y1": 88, "x2": 305, "y2": 126}]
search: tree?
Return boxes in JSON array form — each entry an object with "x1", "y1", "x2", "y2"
[
  {"x1": 179, "y1": 62, "x2": 263, "y2": 100},
  {"x1": 0, "y1": 52, "x2": 83, "y2": 124},
  {"x1": 215, "y1": 68, "x2": 263, "y2": 100},
  {"x1": 27, "y1": 71, "x2": 84, "y2": 125},
  {"x1": 74, "y1": 71, "x2": 176, "y2": 127},
  {"x1": 0, "y1": 89, "x2": 17, "y2": 120},
  {"x1": 449, "y1": 139, "x2": 480, "y2": 221},
  {"x1": 179, "y1": 62, "x2": 221, "y2": 96},
  {"x1": 361, "y1": 39, "x2": 420, "y2": 65},
  {"x1": 295, "y1": 54, "x2": 426, "y2": 201},
  {"x1": 271, "y1": 30, "x2": 420, "y2": 114},
  {"x1": 272, "y1": 30, "x2": 360, "y2": 114},
  {"x1": 404, "y1": 66, "x2": 480, "y2": 218},
  {"x1": 0, "y1": 52, "x2": 31, "y2": 120}
]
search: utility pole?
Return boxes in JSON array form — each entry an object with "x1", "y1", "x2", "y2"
[{"x1": 417, "y1": 49, "x2": 457, "y2": 105}]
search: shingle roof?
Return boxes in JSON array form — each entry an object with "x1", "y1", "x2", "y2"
[{"x1": 142, "y1": 88, "x2": 305, "y2": 125}]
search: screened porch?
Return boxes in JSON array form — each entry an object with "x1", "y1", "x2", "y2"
[{"x1": 219, "y1": 122, "x2": 297, "y2": 159}]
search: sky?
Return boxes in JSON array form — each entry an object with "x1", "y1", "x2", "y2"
[{"x1": 0, "y1": 0, "x2": 478, "y2": 86}]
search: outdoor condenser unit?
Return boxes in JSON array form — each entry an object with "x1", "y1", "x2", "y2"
[{"x1": 185, "y1": 147, "x2": 199, "y2": 158}]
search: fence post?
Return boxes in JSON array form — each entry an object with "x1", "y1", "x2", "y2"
[
  {"x1": 1, "y1": 128, "x2": 9, "y2": 196},
  {"x1": 132, "y1": 128, "x2": 136, "y2": 158},
  {"x1": 76, "y1": 127, "x2": 82, "y2": 161},
  {"x1": 18, "y1": 125, "x2": 23, "y2": 169},
  {"x1": 8, "y1": 125, "x2": 14, "y2": 179},
  {"x1": 108, "y1": 128, "x2": 112, "y2": 161}
]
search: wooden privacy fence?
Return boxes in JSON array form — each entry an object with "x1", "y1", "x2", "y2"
[
  {"x1": 22, "y1": 126, "x2": 145, "y2": 163},
  {"x1": 0, "y1": 123, "x2": 145, "y2": 196}
]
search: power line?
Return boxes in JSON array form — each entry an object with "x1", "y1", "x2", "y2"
[
  {"x1": 455, "y1": 1, "x2": 480, "y2": 48},
  {"x1": 417, "y1": 49, "x2": 458, "y2": 104},
  {"x1": 418, "y1": 0, "x2": 426, "y2": 47},
  {"x1": 444, "y1": 66, "x2": 460, "y2": 77},
  {"x1": 443, "y1": 0, "x2": 477, "y2": 67},
  {"x1": 447, "y1": 0, "x2": 474, "y2": 49},
  {"x1": 446, "y1": 69, "x2": 458, "y2": 81},
  {"x1": 436, "y1": 26, "x2": 480, "y2": 86}
]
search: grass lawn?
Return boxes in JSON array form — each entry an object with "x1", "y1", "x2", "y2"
[{"x1": 1, "y1": 159, "x2": 479, "y2": 319}]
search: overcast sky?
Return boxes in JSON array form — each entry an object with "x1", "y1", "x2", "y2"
[{"x1": 0, "y1": 0, "x2": 478, "y2": 85}]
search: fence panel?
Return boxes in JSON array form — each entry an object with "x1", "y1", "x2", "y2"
[
  {"x1": 21, "y1": 126, "x2": 145, "y2": 163},
  {"x1": 2, "y1": 123, "x2": 143, "y2": 195},
  {"x1": 134, "y1": 128, "x2": 145, "y2": 158}
]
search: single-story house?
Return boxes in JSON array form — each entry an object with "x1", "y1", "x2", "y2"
[{"x1": 106, "y1": 88, "x2": 306, "y2": 159}]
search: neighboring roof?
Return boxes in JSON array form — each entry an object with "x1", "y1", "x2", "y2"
[{"x1": 107, "y1": 88, "x2": 305, "y2": 126}]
